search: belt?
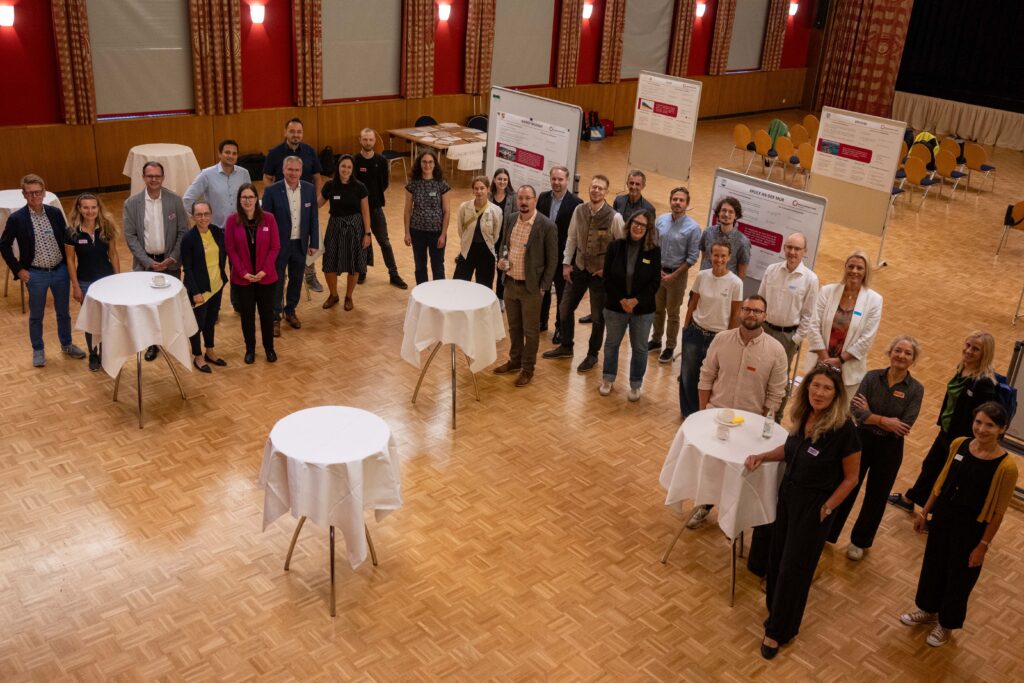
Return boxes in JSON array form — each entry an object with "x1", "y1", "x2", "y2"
[
  {"x1": 506, "y1": 277, "x2": 526, "y2": 284},
  {"x1": 662, "y1": 266, "x2": 679, "y2": 274},
  {"x1": 146, "y1": 252, "x2": 165, "y2": 261},
  {"x1": 690, "y1": 321, "x2": 719, "y2": 337},
  {"x1": 766, "y1": 322, "x2": 798, "y2": 333},
  {"x1": 29, "y1": 264, "x2": 62, "y2": 272}
]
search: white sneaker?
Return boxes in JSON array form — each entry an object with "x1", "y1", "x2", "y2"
[
  {"x1": 686, "y1": 505, "x2": 711, "y2": 529},
  {"x1": 627, "y1": 387, "x2": 641, "y2": 402},
  {"x1": 926, "y1": 624, "x2": 951, "y2": 647},
  {"x1": 598, "y1": 381, "x2": 612, "y2": 396},
  {"x1": 899, "y1": 609, "x2": 937, "y2": 626},
  {"x1": 846, "y1": 544, "x2": 864, "y2": 561}
]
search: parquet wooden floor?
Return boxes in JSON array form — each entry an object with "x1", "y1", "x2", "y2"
[{"x1": 1, "y1": 112, "x2": 1022, "y2": 682}]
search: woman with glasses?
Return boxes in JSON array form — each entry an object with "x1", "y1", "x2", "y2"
[
  {"x1": 599, "y1": 209, "x2": 661, "y2": 401},
  {"x1": 403, "y1": 151, "x2": 451, "y2": 284},
  {"x1": 807, "y1": 250, "x2": 884, "y2": 395},
  {"x1": 224, "y1": 183, "x2": 280, "y2": 364},
  {"x1": 180, "y1": 201, "x2": 227, "y2": 373},
  {"x1": 745, "y1": 364, "x2": 861, "y2": 659}
]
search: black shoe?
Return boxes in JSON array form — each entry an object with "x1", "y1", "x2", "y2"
[
  {"x1": 887, "y1": 493, "x2": 915, "y2": 512},
  {"x1": 204, "y1": 354, "x2": 227, "y2": 367},
  {"x1": 144, "y1": 345, "x2": 159, "y2": 362},
  {"x1": 648, "y1": 340, "x2": 661, "y2": 352},
  {"x1": 390, "y1": 274, "x2": 409, "y2": 290},
  {"x1": 552, "y1": 329, "x2": 561, "y2": 345},
  {"x1": 358, "y1": 273, "x2": 367, "y2": 284},
  {"x1": 193, "y1": 358, "x2": 212, "y2": 374},
  {"x1": 659, "y1": 348, "x2": 675, "y2": 364},
  {"x1": 88, "y1": 351, "x2": 101, "y2": 372},
  {"x1": 266, "y1": 349, "x2": 277, "y2": 363},
  {"x1": 244, "y1": 351, "x2": 256, "y2": 364},
  {"x1": 579, "y1": 314, "x2": 592, "y2": 324},
  {"x1": 542, "y1": 345, "x2": 574, "y2": 359},
  {"x1": 760, "y1": 642, "x2": 779, "y2": 660},
  {"x1": 576, "y1": 355, "x2": 598, "y2": 373}
]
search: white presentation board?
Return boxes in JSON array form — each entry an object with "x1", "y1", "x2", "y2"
[
  {"x1": 808, "y1": 106, "x2": 905, "y2": 237},
  {"x1": 486, "y1": 87, "x2": 583, "y2": 194},
  {"x1": 628, "y1": 71, "x2": 702, "y2": 180},
  {"x1": 706, "y1": 168, "x2": 828, "y2": 297}
]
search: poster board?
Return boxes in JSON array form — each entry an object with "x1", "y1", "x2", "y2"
[
  {"x1": 807, "y1": 106, "x2": 905, "y2": 237},
  {"x1": 706, "y1": 168, "x2": 828, "y2": 297},
  {"x1": 627, "y1": 71, "x2": 702, "y2": 180},
  {"x1": 486, "y1": 87, "x2": 583, "y2": 195}
]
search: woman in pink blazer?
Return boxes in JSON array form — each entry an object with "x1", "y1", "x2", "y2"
[{"x1": 224, "y1": 183, "x2": 281, "y2": 364}]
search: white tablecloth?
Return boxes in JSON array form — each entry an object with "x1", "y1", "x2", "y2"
[
  {"x1": 401, "y1": 279, "x2": 505, "y2": 373},
  {"x1": 75, "y1": 271, "x2": 198, "y2": 377},
  {"x1": 0, "y1": 190, "x2": 66, "y2": 262},
  {"x1": 660, "y1": 408, "x2": 788, "y2": 540},
  {"x1": 259, "y1": 406, "x2": 403, "y2": 569},
  {"x1": 123, "y1": 143, "x2": 201, "y2": 197}
]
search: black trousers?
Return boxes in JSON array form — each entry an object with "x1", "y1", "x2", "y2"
[
  {"x1": 410, "y1": 228, "x2": 445, "y2": 284},
  {"x1": 747, "y1": 523, "x2": 773, "y2": 578},
  {"x1": 906, "y1": 430, "x2": 951, "y2": 506},
  {"x1": 765, "y1": 480, "x2": 834, "y2": 644},
  {"x1": 558, "y1": 266, "x2": 606, "y2": 357},
  {"x1": 189, "y1": 289, "x2": 223, "y2": 356},
  {"x1": 540, "y1": 270, "x2": 566, "y2": 329},
  {"x1": 494, "y1": 221, "x2": 508, "y2": 300},
  {"x1": 452, "y1": 240, "x2": 495, "y2": 289},
  {"x1": 915, "y1": 511, "x2": 985, "y2": 629},
  {"x1": 236, "y1": 282, "x2": 275, "y2": 353},
  {"x1": 361, "y1": 207, "x2": 398, "y2": 276},
  {"x1": 274, "y1": 239, "x2": 306, "y2": 319},
  {"x1": 827, "y1": 430, "x2": 904, "y2": 547}
]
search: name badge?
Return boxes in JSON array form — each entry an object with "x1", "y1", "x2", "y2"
[
  {"x1": 642, "y1": 258, "x2": 651, "y2": 264},
  {"x1": 954, "y1": 453, "x2": 964, "y2": 461},
  {"x1": 807, "y1": 446, "x2": 820, "y2": 457},
  {"x1": 746, "y1": 366, "x2": 757, "y2": 372},
  {"x1": 853, "y1": 310, "x2": 862, "y2": 316},
  {"x1": 966, "y1": 389, "x2": 974, "y2": 397},
  {"x1": 429, "y1": 191, "x2": 437, "y2": 197},
  {"x1": 262, "y1": 227, "x2": 269, "y2": 232},
  {"x1": 788, "y1": 284, "x2": 796, "y2": 289},
  {"x1": 893, "y1": 390, "x2": 905, "y2": 398},
  {"x1": 78, "y1": 239, "x2": 89, "y2": 244},
  {"x1": 304, "y1": 202, "x2": 311, "y2": 208},
  {"x1": 333, "y1": 196, "x2": 341, "y2": 200},
  {"x1": 359, "y1": 167, "x2": 367, "y2": 173}
]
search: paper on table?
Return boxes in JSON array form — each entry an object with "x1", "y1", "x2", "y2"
[
  {"x1": 420, "y1": 136, "x2": 437, "y2": 142},
  {"x1": 438, "y1": 122, "x2": 460, "y2": 128}
]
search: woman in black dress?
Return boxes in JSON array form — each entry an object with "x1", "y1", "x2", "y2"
[
  {"x1": 320, "y1": 154, "x2": 372, "y2": 310},
  {"x1": 900, "y1": 402, "x2": 1017, "y2": 647},
  {"x1": 744, "y1": 364, "x2": 861, "y2": 659}
]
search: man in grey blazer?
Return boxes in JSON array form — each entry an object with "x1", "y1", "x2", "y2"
[
  {"x1": 493, "y1": 185, "x2": 558, "y2": 387},
  {"x1": 123, "y1": 161, "x2": 189, "y2": 361}
]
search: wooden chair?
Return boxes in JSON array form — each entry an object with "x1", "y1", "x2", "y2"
[
  {"x1": 749, "y1": 129, "x2": 778, "y2": 175},
  {"x1": 730, "y1": 123, "x2": 755, "y2": 167},
  {"x1": 795, "y1": 142, "x2": 814, "y2": 186},
  {"x1": 902, "y1": 157, "x2": 939, "y2": 209},
  {"x1": 789, "y1": 123, "x2": 809, "y2": 148},
  {"x1": 374, "y1": 130, "x2": 407, "y2": 179},
  {"x1": 964, "y1": 142, "x2": 997, "y2": 192},
  {"x1": 939, "y1": 137, "x2": 965, "y2": 166},
  {"x1": 934, "y1": 149, "x2": 967, "y2": 199},
  {"x1": 895, "y1": 140, "x2": 909, "y2": 186},
  {"x1": 773, "y1": 136, "x2": 797, "y2": 184},
  {"x1": 997, "y1": 200, "x2": 1024, "y2": 255},
  {"x1": 908, "y1": 142, "x2": 935, "y2": 172},
  {"x1": 803, "y1": 114, "x2": 819, "y2": 141}
]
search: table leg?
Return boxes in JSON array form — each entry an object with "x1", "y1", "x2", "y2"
[
  {"x1": 661, "y1": 521, "x2": 687, "y2": 564},
  {"x1": 463, "y1": 350, "x2": 480, "y2": 401},
  {"x1": 365, "y1": 524, "x2": 378, "y2": 567},
  {"x1": 739, "y1": 530, "x2": 745, "y2": 559},
  {"x1": 451, "y1": 343, "x2": 457, "y2": 429},
  {"x1": 113, "y1": 365, "x2": 124, "y2": 402},
  {"x1": 136, "y1": 352, "x2": 143, "y2": 429},
  {"x1": 160, "y1": 346, "x2": 188, "y2": 399},
  {"x1": 329, "y1": 525, "x2": 336, "y2": 618},
  {"x1": 284, "y1": 515, "x2": 307, "y2": 570},
  {"x1": 411, "y1": 341, "x2": 443, "y2": 404},
  {"x1": 730, "y1": 536, "x2": 738, "y2": 607}
]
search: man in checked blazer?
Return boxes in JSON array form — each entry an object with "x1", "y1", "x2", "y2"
[{"x1": 123, "y1": 160, "x2": 189, "y2": 361}]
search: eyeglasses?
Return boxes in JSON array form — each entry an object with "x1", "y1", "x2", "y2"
[
  {"x1": 740, "y1": 307, "x2": 765, "y2": 315},
  {"x1": 239, "y1": 195, "x2": 257, "y2": 201},
  {"x1": 193, "y1": 212, "x2": 212, "y2": 218},
  {"x1": 22, "y1": 190, "x2": 44, "y2": 197},
  {"x1": 632, "y1": 222, "x2": 649, "y2": 228}
]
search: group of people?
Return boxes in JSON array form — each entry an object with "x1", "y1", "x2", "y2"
[{"x1": 2, "y1": 121, "x2": 1017, "y2": 662}]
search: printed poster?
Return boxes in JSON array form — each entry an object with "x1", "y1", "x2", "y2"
[
  {"x1": 633, "y1": 73, "x2": 700, "y2": 143},
  {"x1": 492, "y1": 111, "x2": 572, "y2": 193},
  {"x1": 812, "y1": 108, "x2": 905, "y2": 194}
]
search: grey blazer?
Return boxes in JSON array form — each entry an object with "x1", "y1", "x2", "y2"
[
  {"x1": 499, "y1": 211, "x2": 558, "y2": 295},
  {"x1": 123, "y1": 188, "x2": 189, "y2": 271}
]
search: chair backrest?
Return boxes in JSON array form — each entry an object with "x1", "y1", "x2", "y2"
[
  {"x1": 934, "y1": 149, "x2": 957, "y2": 177},
  {"x1": 939, "y1": 137, "x2": 960, "y2": 159},
  {"x1": 372, "y1": 130, "x2": 385, "y2": 154},
  {"x1": 964, "y1": 142, "x2": 988, "y2": 171},
  {"x1": 733, "y1": 123, "x2": 752, "y2": 149},
  {"x1": 900, "y1": 141, "x2": 909, "y2": 162},
  {"x1": 797, "y1": 142, "x2": 814, "y2": 170},
  {"x1": 1011, "y1": 200, "x2": 1024, "y2": 228},
  {"x1": 802, "y1": 114, "x2": 818, "y2": 131},
  {"x1": 908, "y1": 143, "x2": 933, "y2": 165},
  {"x1": 466, "y1": 115, "x2": 488, "y2": 131},
  {"x1": 789, "y1": 124, "x2": 808, "y2": 148},
  {"x1": 903, "y1": 157, "x2": 929, "y2": 184},
  {"x1": 753, "y1": 129, "x2": 773, "y2": 155},
  {"x1": 774, "y1": 136, "x2": 794, "y2": 161},
  {"x1": 414, "y1": 115, "x2": 437, "y2": 127}
]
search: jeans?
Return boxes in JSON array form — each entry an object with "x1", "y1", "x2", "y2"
[
  {"x1": 274, "y1": 239, "x2": 306, "y2": 319},
  {"x1": 558, "y1": 266, "x2": 606, "y2": 357},
  {"x1": 361, "y1": 207, "x2": 399, "y2": 276},
  {"x1": 26, "y1": 264, "x2": 72, "y2": 351},
  {"x1": 678, "y1": 323, "x2": 715, "y2": 417},
  {"x1": 410, "y1": 228, "x2": 445, "y2": 284},
  {"x1": 602, "y1": 309, "x2": 655, "y2": 389},
  {"x1": 190, "y1": 288, "x2": 223, "y2": 356},
  {"x1": 452, "y1": 240, "x2": 495, "y2": 289}
]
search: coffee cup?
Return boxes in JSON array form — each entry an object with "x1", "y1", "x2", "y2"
[
  {"x1": 152, "y1": 274, "x2": 167, "y2": 287},
  {"x1": 719, "y1": 408, "x2": 734, "y2": 424}
]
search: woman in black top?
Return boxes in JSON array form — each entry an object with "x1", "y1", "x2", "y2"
[
  {"x1": 489, "y1": 168, "x2": 515, "y2": 302},
  {"x1": 889, "y1": 331, "x2": 997, "y2": 513},
  {"x1": 319, "y1": 154, "x2": 371, "y2": 310},
  {"x1": 403, "y1": 151, "x2": 451, "y2": 285},
  {"x1": 65, "y1": 193, "x2": 121, "y2": 372},
  {"x1": 745, "y1": 365, "x2": 861, "y2": 659},
  {"x1": 829, "y1": 335, "x2": 925, "y2": 559},
  {"x1": 900, "y1": 402, "x2": 1018, "y2": 648},
  {"x1": 180, "y1": 201, "x2": 228, "y2": 373},
  {"x1": 599, "y1": 209, "x2": 661, "y2": 401}
]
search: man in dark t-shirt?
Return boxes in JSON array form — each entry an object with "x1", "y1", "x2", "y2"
[{"x1": 353, "y1": 128, "x2": 407, "y2": 289}]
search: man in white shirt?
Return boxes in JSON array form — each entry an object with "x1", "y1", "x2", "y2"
[{"x1": 758, "y1": 232, "x2": 819, "y2": 417}]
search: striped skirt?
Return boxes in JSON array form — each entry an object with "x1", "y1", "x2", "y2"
[{"x1": 322, "y1": 213, "x2": 367, "y2": 274}]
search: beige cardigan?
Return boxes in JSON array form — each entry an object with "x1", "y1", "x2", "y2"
[
  {"x1": 456, "y1": 200, "x2": 503, "y2": 259},
  {"x1": 933, "y1": 437, "x2": 1019, "y2": 523}
]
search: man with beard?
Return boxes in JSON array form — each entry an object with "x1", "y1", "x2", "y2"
[{"x1": 353, "y1": 128, "x2": 407, "y2": 289}]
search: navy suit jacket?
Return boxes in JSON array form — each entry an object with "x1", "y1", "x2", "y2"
[
  {"x1": 260, "y1": 179, "x2": 320, "y2": 267},
  {"x1": 0, "y1": 204, "x2": 68, "y2": 277},
  {"x1": 536, "y1": 191, "x2": 582, "y2": 262}
]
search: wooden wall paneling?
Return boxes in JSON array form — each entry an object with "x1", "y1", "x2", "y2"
[
  {"x1": 716, "y1": 71, "x2": 769, "y2": 117},
  {"x1": 212, "y1": 107, "x2": 318, "y2": 157},
  {"x1": 694, "y1": 75, "x2": 722, "y2": 118},
  {"x1": 613, "y1": 80, "x2": 639, "y2": 127},
  {"x1": 93, "y1": 115, "x2": 216, "y2": 188},
  {"x1": 0, "y1": 125, "x2": 98, "y2": 192},
  {"x1": 318, "y1": 100, "x2": 408, "y2": 156}
]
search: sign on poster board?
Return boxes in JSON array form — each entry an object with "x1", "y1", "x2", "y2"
[
  {"x1": 492, "y1": 111, "x2": 572, "y2": 193},
  {"x1": 628, "y1": 71, "x2": 702, "y2": 180}
]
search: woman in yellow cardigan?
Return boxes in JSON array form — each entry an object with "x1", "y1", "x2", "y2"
[{"x1": 900, "y1": 401, "x2": 1018, "y2": 647}]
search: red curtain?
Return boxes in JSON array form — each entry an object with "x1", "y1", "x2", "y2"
[
  {"x1": 760, "y1": 0, "x2": 788, "y2": 71},
  {"x1": 597, "y1": 0, "x2": 626, "y2": 84},
  {"x1": 707, "y1": 0, "x2": 736, "y2": 76},
  {"x1": 666, "y1": 0, "x2": 696, "y2": 77},
  {"x1": 465, "y1": 0, "x2": 495, "y2": 95},
  {"x1": 293, "y1": 0, "x2": 322, "y2": 107},
  {"x1": 555, "y1": 0, "x2": 584, "y2": 88},
  {"x1": 403, "y1": 0, "x2": 435, "y2": 99},
  {"x1": 189, "y1": 0, "x2": 243, "y2": 115},
  {"x1": 51, "y1": 0, "x2": 96, "y2": 124}
]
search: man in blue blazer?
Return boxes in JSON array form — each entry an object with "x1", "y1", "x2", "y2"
[
  {"x1": 0, "y1": 174, "x2": 86, "y2": 367},
  {"x1": 261, "y1": 156, "x2": 320, "y2": 334}
]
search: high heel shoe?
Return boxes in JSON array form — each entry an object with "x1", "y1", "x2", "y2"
[{"x1": 192, "y1": 358, "x2": 212, "y2": 374}]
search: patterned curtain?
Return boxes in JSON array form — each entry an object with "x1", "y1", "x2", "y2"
[
  {"x1": 760, "y1": 0, "x2": 788, "y2": 71},
  {"x1": 666, "y1": 0, "x2": 696, "y2": 77},
  {"x1": 597, "y1": 0, "x2": 626, "y2": 84},
  {"x1": 51, "y1": 0, "x2": 96, "y2": 124},
  {"x1": 814, "y1": 0, "x2": 913, "y2": 118},
  {"x1": 707, "y1": 0, "x2": 736, "y2": 75},
  {"x1": 403, "y1": 0, "x2": 434, "y2": 99},
  {"x1": 294, "y1": 0, "x2": 322, "y2": 106},
  {"x1": 188, "y1": 0, "x2": 243, "y2": 115},
  {"x1": 465, "y1": 0, "x2": 495, "y2": 95},
  {"x1": 554, "y1": 0, "x2": 583, "y2": 88}
]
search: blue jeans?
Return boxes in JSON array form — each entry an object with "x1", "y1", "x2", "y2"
[
  {"x1": 26, "y1": 264, "x2": 72, "y2": 351},
  {"x1": 602, "y1": 309, "x2": 655, "y2": 389},
  {"x1": 678, "y1": 323, "x2": 715, "y2": 417}
]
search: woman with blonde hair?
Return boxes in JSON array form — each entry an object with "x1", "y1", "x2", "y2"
[
  {"x1": 807, "y1": 250, "x2": 883, "y2": 395},
  {"x1": 745, "y1": 364, "x2": 861, "y2": 659},
  {"x1": 453, "y1": 175, "x2": 502, "y2": 288},
  {"x1": 65, "y1": 192, "x2": 121, "y2": 371},
  {"x1": 889, "y1": 331, "x2": 997, "y2": 514}
]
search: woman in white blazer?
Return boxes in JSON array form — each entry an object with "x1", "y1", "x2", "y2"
[
  {"x1": 452, "y1": 175, "x2": 503, "y2": 289},
  {"x1": 807, "y1": 251, "x2": 883, "y2": 392}
]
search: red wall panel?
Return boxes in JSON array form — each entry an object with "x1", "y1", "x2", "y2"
[
  {"x1": 780, "y1": 0, "x2": 815, "y2": 69},
  {"x1": 241, "y1": 0, "x2": 294, "y2": 109},
  {"x1": 687, "y1": 0, "x2": 717, "y2": 76},
  {"x1": 434, "y1": 0, "x2": 467, "y2": 95},
  {"x1": 576, "y1": 0, "x2": 604, "y2": 85},
  {"x1": 0, "y1": 1, "x2": 63, "y2": 126}
]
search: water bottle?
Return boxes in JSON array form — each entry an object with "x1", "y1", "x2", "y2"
[{"x1": 762, "y1": 410, "x2": 775, "y2": 439}]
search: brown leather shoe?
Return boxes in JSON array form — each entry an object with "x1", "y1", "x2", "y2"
[
  {"x1": 514, "y1": 370, "x2": 534, "y2": 387},
  {"x1": 273, "y1": 320, "x2": 281, "y2": 337},
  {"x1": 285, "y1": 312, "x2": 301, "y2": 329},
  {"x1": 323, "y1": 295, "x2": 340, "y2": 309},
  {"x1": 493, "y1": 361, "x2": 521, "y2": 375}
]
